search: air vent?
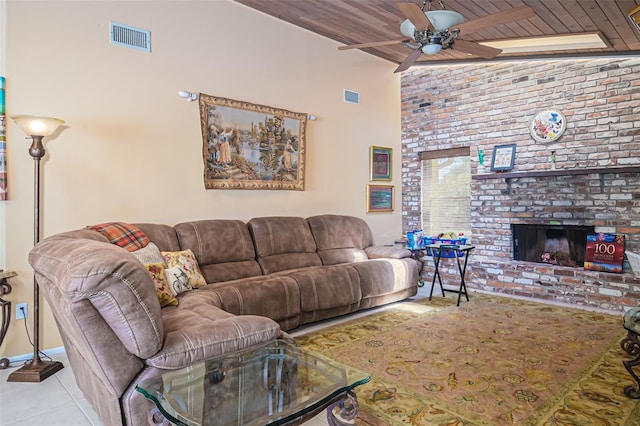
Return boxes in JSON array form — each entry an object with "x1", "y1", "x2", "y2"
[
  {"x1": 344, "y1": 89, "x2": 360, "y2": 105},
  {"x1": 110, "y1": 22, "x2": 151, "y2": 52}
]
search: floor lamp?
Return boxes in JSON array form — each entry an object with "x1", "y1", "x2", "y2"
[{"x1": 8, "y1": 115, "x2": 65, "y2": 382}]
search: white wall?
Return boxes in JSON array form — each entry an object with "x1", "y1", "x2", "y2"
[{"x1": 2, "y1": 0, "x2": 402, "y2": 357}]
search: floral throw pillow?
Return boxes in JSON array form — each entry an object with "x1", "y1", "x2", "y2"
[
  {"x1": 162, "y1": 249, "x2": 206, "y2": 288},
  {"x1": 164, "y1": 266, "x2": 192, "y2": 296},
  {"x1": 145, "y1": 263, "x2": 178, "y2": 307}
]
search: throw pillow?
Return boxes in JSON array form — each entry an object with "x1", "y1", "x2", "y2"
[
  {"x1": 132, "y1": 242, "x2": 165, "y2": 265},
  {"x1": 164, "y1": 266, "x2": 192, "y2": 296},
  {"x1": 87, "y1": 222, "x2": 149, "y2": 252},
  {"x1": 162, "y1": 249, "x2": 206, "y2": 288},
  {"x1": 145, "y1": 263, "x2": 178, "y2": 307}
]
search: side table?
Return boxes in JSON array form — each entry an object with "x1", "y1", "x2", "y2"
[
  {"x1": 0, "y1": 270, "x2": 17, "y2": 369},
  {"x1": 621, "y1": 307, "x2": 640, "y2": 399},
  {"x1": 426, "y1": 244, "x2": 474, "y2": 307}
]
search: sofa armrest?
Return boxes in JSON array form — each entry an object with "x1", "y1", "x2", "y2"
[
  {"x1": 365, "y1": 245, "x2": 412, "y2": 259},
  {"x1": 29, "y1": 235, "x2": 164, "y2": 359}
]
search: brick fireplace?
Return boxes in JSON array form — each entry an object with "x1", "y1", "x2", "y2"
[{"x1": 401, "y1": 57, "x2": 640, "y2": 312}]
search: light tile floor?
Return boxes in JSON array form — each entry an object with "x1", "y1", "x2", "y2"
[{"x1": 0, "y1": 286, "x2": 434, "y2": 425}]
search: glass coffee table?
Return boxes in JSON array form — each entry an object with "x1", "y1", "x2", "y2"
[{"x1": 136, "y1": 339, "x2": 371, "y2": 425}]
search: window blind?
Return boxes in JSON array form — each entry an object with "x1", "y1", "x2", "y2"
[{"x1": 421, "y1": 151, "x2": 471, "y2": 237}]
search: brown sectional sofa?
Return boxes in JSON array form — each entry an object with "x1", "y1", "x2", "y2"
[{"x1": 28, "y1": 214, "x2": 418, "y2": 425}]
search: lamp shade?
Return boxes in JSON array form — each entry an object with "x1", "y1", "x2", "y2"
[
  {"x1": 424, "y1": 10, "x2": 465, "y2": 32},
  {"x1": 400, "y1": 19, "x2": 417, "y2": 39},
  {"x1": 422, "y1": 43, "x2": 443, "y2": 55},
  {"x1": 11, "y1": 115, "x2": 65, "y2": 137}
]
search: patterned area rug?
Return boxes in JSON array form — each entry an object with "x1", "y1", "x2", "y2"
[{"x1": 296, "y1": 293, "x2": 640, "y2": 425}]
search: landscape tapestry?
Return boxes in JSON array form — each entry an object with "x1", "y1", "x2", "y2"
[{"x1": 199, "y1": 94, "x2": 307, "y2": 190}]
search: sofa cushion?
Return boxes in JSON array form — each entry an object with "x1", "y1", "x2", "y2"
[
  {"x1": 307, "y1": 215, "x2": 375, "y2": 265},
  {"x1": 248, "y1": 217, "x2": 322, "y2": 274},
  {"x1": 146, "y1": 305, "x2": 280, "y2": 369},
  {"x1": 175, "y1": 220, "x2": 263, "y2": 283},
  {"x1": 281, "y1": 265, "x2": 361, "y2": 313},
  {"x1": 203, "y1": 275, "x2": 301, "y2": 331},
  {"x1": 136, "y1": 223, "x2": 182, "y2": 252},
  {"x1": 349, "y1": 258, "x2": 418, "y2": 300}
]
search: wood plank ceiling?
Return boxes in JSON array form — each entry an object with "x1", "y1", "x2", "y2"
[{"x1": 235, "y1": 0, "x2": 640, "y2": 67}]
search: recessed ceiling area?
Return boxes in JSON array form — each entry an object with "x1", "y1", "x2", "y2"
[{"x1": 235, "y1": 0, "x2": 640, "y2": 67}]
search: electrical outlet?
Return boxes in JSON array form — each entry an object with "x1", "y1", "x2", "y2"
[{"x1": 16, "y1": 303, "x2": 28, "y2": 320}]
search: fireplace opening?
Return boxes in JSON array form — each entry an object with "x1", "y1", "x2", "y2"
[{"x1": 511, "y1": 224, "x2": 595, "y2": 267}]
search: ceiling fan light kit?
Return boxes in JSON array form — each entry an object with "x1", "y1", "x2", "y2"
[{"x1": 340, "y1": 2, "x2": 535, "y2": 73}]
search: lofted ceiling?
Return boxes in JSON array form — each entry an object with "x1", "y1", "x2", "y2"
[{"x1": 235, "y1": 0, "x2": 640, "y2": 68}]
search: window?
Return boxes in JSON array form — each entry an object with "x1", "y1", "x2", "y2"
[{"x1": 421, "y1": 148, "x2": 471, "y2": 237}]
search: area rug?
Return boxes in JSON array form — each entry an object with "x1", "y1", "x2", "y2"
[{"x1": 296, "y1": 293, "x2": 640, "y2": 425}]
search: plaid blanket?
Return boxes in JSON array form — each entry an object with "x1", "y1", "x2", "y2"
[{"x1": 87, "y1": 222, "x2": 149, "y2": 252}]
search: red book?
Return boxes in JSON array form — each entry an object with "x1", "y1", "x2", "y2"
[{"x1": 584, "y1": 233, "x2": 625, "y2": 273}]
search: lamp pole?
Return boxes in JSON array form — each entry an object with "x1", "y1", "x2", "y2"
[{"x1": 8, "y1": 116, "x2": 65, "y2": 382}]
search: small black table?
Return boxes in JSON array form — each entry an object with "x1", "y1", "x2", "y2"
[
  {"x1": 621, "y1": 307, "x2": 640, "y2": 399},
  {"x1": 425, "y1": 244, "x2": 474, "y2": 307}
]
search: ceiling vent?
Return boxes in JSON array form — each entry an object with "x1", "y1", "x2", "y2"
[
  {"x1": 110, "y1": 22, "x2": 151, "y2": 52},
  {"x1": 344, "y1": 89, "x2": 360, "y2": 105}
]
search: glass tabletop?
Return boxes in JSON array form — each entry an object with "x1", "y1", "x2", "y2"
[
  {"x1": 136, "y1": 339, "x2": 370, "y2": 426},
  {"x1": 623, "y1": 307, "x2": 640, "y2": 335}
]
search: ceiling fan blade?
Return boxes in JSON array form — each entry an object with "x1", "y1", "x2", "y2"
[
  {"x1": 396, "y1": 2, "x2": 433, "y2": 31},
  {"x1": 338, "y1": 39, "x2": 408, "y2": 50},
  {"x1": 394, "y1": 48, "x2": 423, "y2": 73},
  {"x1": 453, "y1": 39, "x2": 502, "y2": 58},
  {"x1": 454, "y1": 6, "x2": 535, "y2": 35}
]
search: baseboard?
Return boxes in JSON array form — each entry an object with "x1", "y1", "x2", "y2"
[{"x1": 7, "y1": 346, "x2": 66, "y2": 363}]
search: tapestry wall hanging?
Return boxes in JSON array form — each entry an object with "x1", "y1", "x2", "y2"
[{"x1": 199, "y1": 94, "x2": 307, "y2": 190}]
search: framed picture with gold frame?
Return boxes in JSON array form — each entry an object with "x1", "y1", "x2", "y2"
[
  {"x1": 369, "y1": 146, "x2": 392, "y2": 181},
  {"x1": 367, "y1": 184, "x2": 394, "y2": 212}
]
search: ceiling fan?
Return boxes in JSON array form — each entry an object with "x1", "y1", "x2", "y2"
[{"x1": 339, "y1": 0, "x2": 535, "y2": 73}]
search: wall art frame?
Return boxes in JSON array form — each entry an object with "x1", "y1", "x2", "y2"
[
  {"x1": 367, "y1": 184, "x2": 394, "y2": 212},
  {"x1": 199, "y1": 93, "x2": 307, "y2": 190},
  {"x1": 490, "y1": 144, "x2": 517, "y2": 172},
  {"x1": 369, "y1": 145, "x2": 392, "y2": 181}
]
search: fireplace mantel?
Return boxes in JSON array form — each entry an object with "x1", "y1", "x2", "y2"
[{"x1": 473, "y1": 166, "x2": 640, "y2": 180}]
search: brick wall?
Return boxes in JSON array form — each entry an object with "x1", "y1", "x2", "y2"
[{"x1": 401, "y1": 58, "x2": 640, "y2": 312}]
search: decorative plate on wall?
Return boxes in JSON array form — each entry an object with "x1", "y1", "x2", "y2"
[{"x1": 529, "y1": 110, "x2": 566, "y2": 143}]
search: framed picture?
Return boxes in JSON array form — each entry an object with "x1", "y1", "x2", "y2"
[
  {"x1": 199, "y1": 93, "x2": 307, "y2": 190},
  {"x1": 490, "y1": 144, "x2": 517, "y2": 171},
  {"x1": 370, "y1": 146, "x2": 392, "y2": 181},
  {"x1": 367, "y1": 184, "x2": 394, "y2": 212}
]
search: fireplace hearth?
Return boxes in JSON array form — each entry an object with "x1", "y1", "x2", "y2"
[{"x1": 511, "y1": 224, "x2": 595, "y2": 267}]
